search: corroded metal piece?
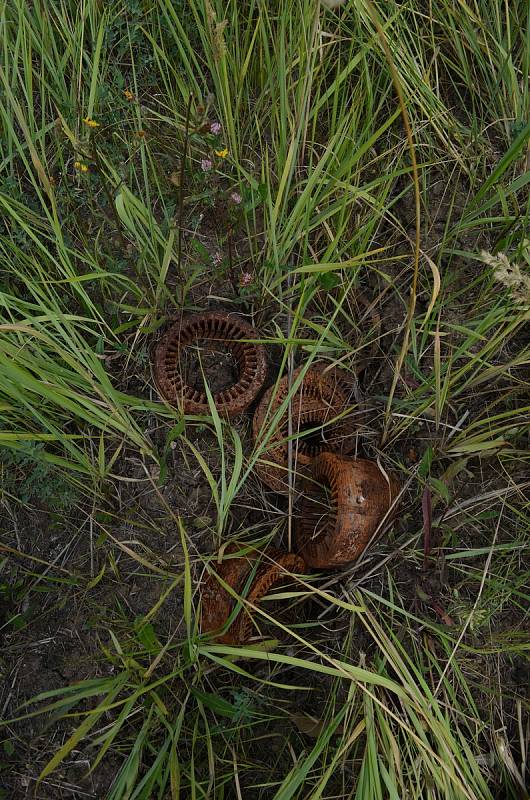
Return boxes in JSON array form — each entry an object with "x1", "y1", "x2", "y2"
[
  {"x1": 296, "y1": 453, "x2": 400, "y2": 568},
  {"x1": 252, "y1": 363, "x2": 358, "y2": 493},
  {"x1": 237, "y1": 551, "x2": 306, "y2": 642},
  {"x1": 200, "y1": 546, "x2": 306, "y2": 644},
  {"x1": 200, "y1": 546, "x2": 258, "y2": 644},
  {"x1": 154, "y1": 312, "x2": 267, "y2": 416}
]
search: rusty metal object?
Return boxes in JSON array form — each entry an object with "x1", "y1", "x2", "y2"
[
  {"x1": 201, "y1": 546, "x2": 306, "y2": 644},
  {"x1": 252, "y1": 363, "x2": 358, "y2": 492},
  {"x1": 200, "y1": 545, "x2": 258, "y2": 644},
  {"x1": 237, "y1": 551, "x2": 306, "y2": 642},
  {"x1": 296, "y1": 453, "x2": 400, "y2": 568},
  {"x1": 154, "y1": 311, "x2": 267, "y2": 416}
]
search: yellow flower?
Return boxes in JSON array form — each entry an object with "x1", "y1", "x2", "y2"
[
  {"x1": 82, "y1": 117, "x2": 100, "y2": 128},
  {"x1": 74, "y1": 161, "x2": 89, "y2": 173},
  {"x1": 215, "y1": 148, "x2": 229, "y2": 158},
  {"x1": 124, "y1": 88, "x2": 135, "y2": 101}
]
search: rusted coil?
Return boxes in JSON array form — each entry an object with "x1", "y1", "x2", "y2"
[
  {"x1": 252, "y1": 363, "x2": 358, "y2": 493},
  {"x1": 200, "y1": 546, "x2": 306, "y2": 644},
  {"x1": 296, "y1": 453, "x2": 400, "y2": 568},
  {"x1": 154, "y1": 311, "x2": 267, "y2": 416}
]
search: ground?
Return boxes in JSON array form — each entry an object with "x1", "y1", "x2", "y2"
[{"x1": 0, "y1": 1, "x2": 529, "y2": 799}]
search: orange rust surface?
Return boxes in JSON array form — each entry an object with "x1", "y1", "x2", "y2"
[
  {"x1": 296, "y1": 453, "x2": 400, "y2": 568},
  {"x1": 252, "y1": 363, "x2": 358, "y2": 493},
  {"x1": 153, "y1": 311, "x2": 267, "y2": 417},
  {"x1": 200, "y1": 545, "x2": 259, "y2": 644},
  {"x1": 237, "y1": 551, "x2": 306, "y2": 642},
  {"x1": 200, "y1": 547, "x2": 306, "y2": 644}
]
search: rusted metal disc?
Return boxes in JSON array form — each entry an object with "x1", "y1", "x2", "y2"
[
  {"x1": 296, "y1": 453, "x2": 400, "y2": 568},
  {"x1": 200, "y1": 546, "x2": 306, "y2": 644},
  {"x1": 252, "y1": 363, "x2": 359, "y2": 493},
  {"x1": 153, "y1": 311, "x2": 267, "y2": 417}
]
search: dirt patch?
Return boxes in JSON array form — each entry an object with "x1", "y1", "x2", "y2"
[{"x1": 181, "y1": 339, "x2": 239, "y2": 394}]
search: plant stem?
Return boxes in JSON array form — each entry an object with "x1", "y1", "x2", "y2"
[
  {"x1": 176, "y1": 93, "x2": 193, "y2": 305},
  {"x1": 227, "y1": 227, "x2": 241, "y2": 299}
]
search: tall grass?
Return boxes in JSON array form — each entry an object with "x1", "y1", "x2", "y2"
[{"x1": 0, "y1": 0, "x2": 528, "y2": 797}]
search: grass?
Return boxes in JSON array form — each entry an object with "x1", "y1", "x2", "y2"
[{"x1": 0, "y1": 0, "x2": 529, "y2": 798}]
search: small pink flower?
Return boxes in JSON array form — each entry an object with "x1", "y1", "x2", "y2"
[
  {"x1": 230, "y1": 192, "x2": 242, "y2": 204},
  {"x1": 212, "y1": 251, "x2": 223, "y2": 266},
  {"x1": 201, "y1": 159, "x2": 213, "y2": 172},
  {"x1": 210, "y1": 121, "x2": 222, "y2": 135},
  {"x1": 240, "y1": 271, "x2": 253, "y2": 286}
]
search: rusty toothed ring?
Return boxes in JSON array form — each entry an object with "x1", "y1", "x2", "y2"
[
  {"x1": 296, "y1": 452, "x2": 400, "y2": 568},
  {"x1": 154, "y1": 311, "x2": 267, "y2": 416},
  {"x1": 252, "y1": 362, "x2": 359, "y2": 493},
  {"x1": 200, "y1": 545, "x2": 306, "y2": 644}
]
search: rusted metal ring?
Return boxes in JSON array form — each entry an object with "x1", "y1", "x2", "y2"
[
  {"x1": 200, "y1": 546, "x2": 306, "y2": 644},
  {"x1": 153, "y1": 312, "x2": 267, "y2": 417},
  {"x1": 296, "y1": 453, "x2": 400, "y2": 568},
  {"x1": 237, "y1": 551, "x2": 306, "y2": 642},
  {"x1": 252, "y1": 363, "x2": 358, "y2": 493}
]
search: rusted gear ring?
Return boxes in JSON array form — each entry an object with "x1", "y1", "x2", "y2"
[
  {"x1": 200, "y1": 546, "x2": 306, "y2": 644},
  {"x1": 252, "y1": 363, "x2": 358, "y2": 493},
  {"x1": 237, "y1": 551, "x2": 306, "y2": 642},
  {"x1": 296, "y1": 453, "x2": 400, "y2": 568},
  {"x1": 154, "y1": 312, "x2": 267, "y2": 417}
]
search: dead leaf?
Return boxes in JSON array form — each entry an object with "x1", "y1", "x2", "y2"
[
  {"x1": 430, "y1": 600, "x2": 454, "y2": 626},
  {"x1": 423, "y1": 251, "x2": 441, "y2": 321}
]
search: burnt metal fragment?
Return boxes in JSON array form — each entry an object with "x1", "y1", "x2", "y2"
[
  {"x1": 154, "y1": 311, "x2": 267, "y2": 417},
  {"x1": 200, "y1": 546, "x2": 306, "y2": 644},
  {"x1": 296, "y1": 453, "x2": 400, "y2": 568},
  {"x1": 252, "y1": 363, "x2": 358, "y2": 492}
]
